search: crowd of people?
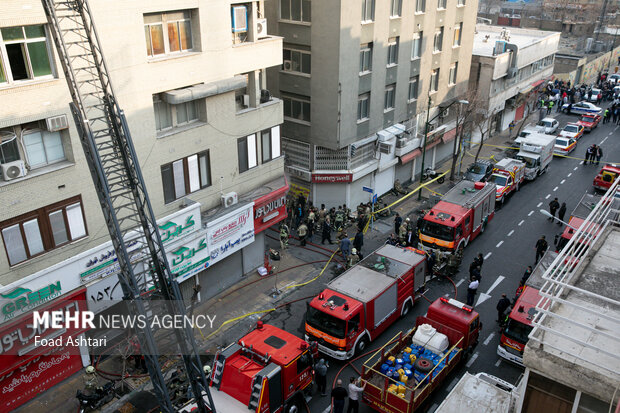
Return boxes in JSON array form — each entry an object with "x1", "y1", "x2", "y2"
[{"x1": 539, "y1": 75, "x2": 620, "y2": 118}]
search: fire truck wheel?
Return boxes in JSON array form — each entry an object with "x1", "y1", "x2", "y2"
[
  {"x1": 355, "y1": 336, "x2": 370, "y2": 356},
  {"x1": 285, "y1": 396, "x2": 302, "y2": 413},
  {"x1": 401, "y1": 301, "x2": 412, "y2": 317},
  {"x1": 414, "y1": 357, "x2": 434, "y2": 373}
]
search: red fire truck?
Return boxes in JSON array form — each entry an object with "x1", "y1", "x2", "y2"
[
  {"x1": 488, "y1": 158, "x2": 526, "y2": 206},
  {"x1": 593, "y1": 163, "x2": 620, "y2": 193},
  {"x1": 188, "y1": 322, "x2": 316, "y2": 413},
  {"x1": 305, "y1": 245, "x2": 426, "y2": 360},
  {"x1": 419, "y1": 181, "x2": 496, "y2": 251},
  {"x1": 361, "y1": 297, "x2": 481, "y2": 413}
]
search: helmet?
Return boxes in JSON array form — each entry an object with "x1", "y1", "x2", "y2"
[
  {"x1": 351, "y1": 248, "x2": 357, "y2": 254},
  {"x1": 203, "y1": 365, "x2": 212, "y2": 375},
  {"x1": 86, "y1": 366, "x2": 96, "y2": 374}
]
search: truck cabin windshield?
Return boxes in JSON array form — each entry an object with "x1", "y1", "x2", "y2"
[
  {"x1": 306, "y1": 306, "x2": 347, "y2": 339},
  {"x1": 421, "y1": 220, "x2": 455, "y2": 241},
  {"x1": 516, "y1": 155, "x2": 538, "y2": 168},
  {"x1": 503, "y1": 318, "x2": 533, "y2": 345},
  {"x1": 489, "y1": 174, "x2": 509, "y2": 186}
]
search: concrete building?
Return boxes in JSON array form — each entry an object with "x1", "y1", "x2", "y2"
[
  {"x1": 0, "y1": 1, "x2": 283, "y2": 408},
  {"x1": 469, "y1": 25, "x2": 559, "y2": 134},
  {"x1": 264, "y1": 0, "x2": 478, "y2": 206},
  {"x1": 518, "y1": 184, "x2": 620, "y2": 412}
]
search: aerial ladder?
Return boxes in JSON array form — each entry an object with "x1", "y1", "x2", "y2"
[{"x1": 40, "y1": 1, "x2": 216, "y2": 411}]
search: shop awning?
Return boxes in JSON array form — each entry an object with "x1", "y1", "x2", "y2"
[
  {"x1": 519, "y1": 78, "x2": 547, "y2": 96},
  {"x1": 400, "y1": 149, "x2": 422, "y2": 164}
]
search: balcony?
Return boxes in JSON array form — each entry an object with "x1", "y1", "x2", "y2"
[{"x1": 231, "y1": 35, "x2": 283, "y2": 73}]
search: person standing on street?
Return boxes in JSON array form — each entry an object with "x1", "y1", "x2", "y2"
[
  {"x1": 535, "y1": 235, "x2": 548, "y2": 264},
  {"x1": 314, "y1": 359, "x2": 329, "y2": 396},
  {"x1": 604, "y1": 108, "x2": 610, "y2": 123},
  {"x1": 297, "y1": 221, "x2": 308, "y2": 246},
  {"x1": 584, "y1": 145, "x2": 594, "y2": 165},
  {"x1": 340, "y1": 236, "x2": 352, "y2": 265},
  {"x1": 321, "y1": 216, "x2": 332, "y2": 245},
  {"x1": 548, "y1": 198, "x2": 560, "y2": 221},
  {"x1": 466, "y1": 276, "x2": 479, "y2": 306},
  {"x1": 347, "y1": 377, "x2": 366, "y2": 413},
  {"x1": 474, "y1": 252, "x2": 484, "y2": 270},
  {"x1": 353, "y1": 230, "x2": 364, "y2": 258},
  {"x1": 557, "y1": 202, "x2": 567, "y2": 225},
  {"x1": 595, "y1": 145, "x2": 603, "y2": 165},
  {"x1": 522, "y1": 266, "x2": 533, "y2": 283},
  {"x1": 331, "y1": 379, "x2": 348, "y2": 413},
  {"x1": 394, "y1": 213, "x2": 402, "y2": 236},
  {"x1": 496, "y1": 294, "x2": 511, "y2": 323}
]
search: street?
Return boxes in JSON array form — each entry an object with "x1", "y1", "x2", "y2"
[{"x1": 258, "y1": 106, "x2": 620, "y2": 413}]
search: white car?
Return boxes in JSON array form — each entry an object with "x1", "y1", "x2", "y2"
[
  {"x1": 558, "y1": 123, "x2": 584, "y2": 140},
  {"x1": 588, "y1": 88, "x2": 602, "y2": 102},
  {"x1": 562, "y1": 101, "x2": 602, "y2": 115},
  {"x1": 554, "y1": 137, "x2": 576, "y2": 156},
  {"x1": 609, "y1": 74, "x2": 620, "y2": 85},
  {"x1": 536, "y1": 118, "x2": 559, "y2": 134}
]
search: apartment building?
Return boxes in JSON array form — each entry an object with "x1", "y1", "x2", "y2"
[
  {"x1": 0, "y1": 1, "x2": 282, "y2": 408},
  {"x1": 265, "y1": 0, "x2": 477, "y2": 206},
  {"x1": 469, "y1": 25, "x2": 559, "y2": 133}
]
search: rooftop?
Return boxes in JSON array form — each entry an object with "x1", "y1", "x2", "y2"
[
  {"x1": 524, "y1": 184, "x2": 620, "y2": 403},
  {"x1": 473, "y1": 24, "x2": 558, "y2": 56}
]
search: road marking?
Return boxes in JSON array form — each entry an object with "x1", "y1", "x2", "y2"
[
  {"x1": 466, "y1": 352, "x2": 479, "y2": 368},
  {"x1": 321, "y1": 406, "x2": 331, "y2": 413},
  {"x1": 456, "y1": 279, "x2": 465, "y2": 287},
  {"x1": 528, "y1": 210, "x2": 534, "y2": 216},
  {"x1": 447, "y1": 378, "x2": 459, "y2": 392},
  {"x1": 518, "y1": 219, "x2": 524, "y2": 226},
  {"x1": 601, "y1": 136, "x2": 608, "y2": 144},
  {"x1": 545, "y1": 194, "x2": 551, "y2": 199},
  {"x1": 537, "y1": 202, "x2": 543, "y2": 207},
  {"x1": 475, "y1": 276, "x2": 505, "y2": 306},
  {"x1": 567, "y1": 173, "x2": 572, "y2": 177},
  {"x1": 507, "y1": 230, "x2": 514, "y2": 237},
  {"x1": 484, "y1": 332, "x2": 495, "y2": 345},
  {"x1": 553, "y1": 186, "x2": 558, "y2": 191},
  {"x1": 495, "y1": 359, "x2": 502, "y2": 367},
  {"x1": 487, "y1": 275, "x2": 505, "y2": 295},
  {"x1": 496, "y1": 241, "x2": 504, "y2": 248},
  {"x1": 484, "y1": 252, "x2": 492, "y2": 260},
  {"x1": 609, "y1": 132, "x2": 613, "y2": 136},
  {"x1": 574, "y1": 166, "x2": 579, "y2": 171},
  {"x1": 560, "y1": 179, "x2": 565, "y2": 184}
]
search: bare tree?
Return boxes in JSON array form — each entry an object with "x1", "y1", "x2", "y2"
[
  {"x1": 473, "y1": 110, "x2": 495, "y2": 164},
  {"x1": 450, "y1": 90, "x2": 484, "y2": 181},
  {"x1": 511, "y1": 89, "x2": 542, "y2": 140}
]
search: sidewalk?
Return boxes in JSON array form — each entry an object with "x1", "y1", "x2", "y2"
[{"x1": 15, "y1": 128, "x2": 517, "y2": 413}]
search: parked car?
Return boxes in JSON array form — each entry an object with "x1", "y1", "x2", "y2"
[
  {"x1": 561, "y1": 101, "x2": 602, "y2": 115},
  {"x1": 536, "y1": 118, "x2": 559, "y2": 134},
  {"x1": 576, "y1": 114, "x2": 601, "y2": 132},
  {"x1": 554, "y1": 137, "x2": 577, "y2": 156},
  {"x1": 559, "y1": 123, "x2": 584, "y2": 140},
  {"x1": 464, "y1": 159, "x2": 494, "y2": 182},
  {"x1": 587, "y1": 88, "x2": 602, "y2": 102},
  {"x1": 609, "y1": 74, "x2": 620, "y2": 85}
]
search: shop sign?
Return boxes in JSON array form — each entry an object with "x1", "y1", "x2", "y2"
[
  {"x1": 206, "y1": 203, "x2": 255, "y2": 266},
  {"x1": 253, "y1": 186, "x2": 288, "y2": 234},
  {"x1": 289, "y1": 182, "x2": 310, "y2": 199},
  {"x1": 167, "y1": 233, "x2": 211, "y2": 283},
  {"x1": 311, "y1": 173, "x2": 353, "y2": 183},
  {"x1": 158, "y1": 203, "x2": 201, "y2": 246}
]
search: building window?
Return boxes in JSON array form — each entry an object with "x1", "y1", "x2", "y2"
[
  {"x1": 283, "y1": 95, "x2": 311, "y2": 123},
  {"x1": 449, "y1": 62, "x2": 458, "y2": 85},
  {"x1": 144, "y1": 11, "x2": 193, "y2": 57},
  {"x1": 238, "y1": 134, "x2": 258, "y2": 173},
  {"x1": 281, "y1": 0, "x2": 311, "y2": 23},
  {"x1": 0, "y1": 25, "x2": 53, "y2": 84},
  {"x1": 384, "y1": 84, "x2": 396, "y2": 111},
  {"x1": 283, "y1": 48, "x2": 311, "y2": 75},
  {"x1": 457, "y1": 0, "x2": 466, "y2": 5},
  {"x1": 438, "y1": 0, "x2": 447, "y2": 9},
  {"x1": 453, "y1": 23, "x2": 462, "y2": 47},
  {"x1": 23, "y1": 130, "x2": 65, "y2": 168},
  {"x1": 415, "y1": 0, "x2": 426, "y2": 13},
  {"x1": 1, "y1": 196, "x2": 87, "y2": 266},
  {"x1": 412, "y1": 32, "x2": 423, "y2": 59},
  {"x1": 362, "y1": 0, "x2": 375, "y2": 22},
  {"x1": 391, "y1": 0, "x2": 403, "y2": 17},
  {"x1": 357, "y1": 93, "x2": 370, "y2": 122},
  {"x1": 387, "y1": 37, "x2": 399, "y2": 66},
  {"x1": 433, "y1": 27, "x2": 443, "y2": 52},
  {"x1": 153, "y1": 94, "x2": 199, "y2": 133},
  {"x1": 408, "y1": 76, "x2": 419, "y2": 101},
  {"x1": 0, "y1": 133, "x2": 20, "y2": 165},
  {"x1": 261, "y1": 126, "x2": 282, "y2": 163},
  {"x1": 430, "y1": 69, "x2": 439, "y2": 92},
  {"x1": 161, "y1": 152, "x2": 211, "y2": 203},
  {"x1": 360, "y1": 43, "x2": 373, "y2": 73}
]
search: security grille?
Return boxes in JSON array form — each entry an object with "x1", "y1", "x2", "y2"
[
  {"x1": 350, "y1": 141, "x2": 376, "y2": 169},
  {"x1": 315, "y1": 145, "x2": 349, "y2": 170},
  {"x1": 282, "y1": 137, "x2": 311, "y2": 170}
]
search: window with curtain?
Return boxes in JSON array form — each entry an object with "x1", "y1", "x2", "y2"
[
  {"x1": 408, "y1": 76, "x2": 419, "y2": 101},
  {"x1": 434, "y1": 27, "x2": 444, "y2": 52},
  {"x1": 281, "y1": 0, "x2": 311, "y2": 23},
  {"x1": 362, "y1": 0, "x2": 375, "y2": 22},
  {"x1": 283, "y1": 95, "x2": 311, "y2": 123},
  {"x1": 390, "y1": 0, "x2": 402, "y2": 17},
  {"x1": 384, "y1": 84, "x2": 396, "y2": 111},
  {"x1": 153, "y1": 94, "x2": 199, "y2": 133},
  {"x1": 0, "y1": 196, "x2": 87, "y2": 266},
  {"x1": 454, "y1": 23, "x2": 462, "y2": 47},
  {"x1": 144, "y1": 10, "x2": 193, "y2": 57},
  {"x1": 23, "y1": 130, "x2": 65, "y2": 168},
  {"x1": 0, "y1": 25, "x2": 53, "y2": 83},
  {"x1": 416, "y1": 0, "x2": 426, "y2": 13},
  {"x1": 357, "y1": 93, "x2": 370, "y2": 121},
  {"x1": 261, "y1": 126, "x2": 282, "y2": 163},
  {"x1": 360, "y1": 43, "x2": 373, "y2": 73},
  {"x1": 449, "y1": 62, "x2": 458, "y2": 85},
  {"x1": 438, "y1": 0, "x2": 447, "y2": 9},
  {"x1": 431, "y1": 69, "x2": 439, "y2": 92},
  {"x1": 161, "y1": 152, "x2": 211, "y2": 203},
  {"x1": 412, "y1": 32, "x2": 423, "y2": 59},
  {"x1": 238, "y1": 134, "x2": 258, "y2": 173},
  {"x1": 387, "y1": 37, "x2": 399, "y2": 66}
]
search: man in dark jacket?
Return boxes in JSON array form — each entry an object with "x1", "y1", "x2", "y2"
[
  {"x1": 331, "y1": 379, "x2": 348, "y2": 413},
  {"x1": 394, "y1": 213, "x2": 402, "y2": 236},
  {"x1": 557, "y1": 202, "x2": 567, "y2": 225},
  {"x1": 548, "y1": 198, "x2": 560, "y2": 221},
  {"x1": 353, "y1": 230, "x2": 364, "y2": 258},
  {"x1": 496, "y1": 294, "x2": 511, "y2": 322},
  {"x1": 535, "y1": 235, "x2": 548, "y2": 264}
]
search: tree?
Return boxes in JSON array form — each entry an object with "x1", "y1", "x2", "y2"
[
  {"x1": 511, "y1": 88, "x2": 544, "y2": 140},
  {"x1": 450, "y1": 90, "x2": 483, "y2": 181}
]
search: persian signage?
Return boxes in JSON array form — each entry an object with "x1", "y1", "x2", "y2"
[
  {"x1": 206, "y1": 203, "x2": 255, "y2": 266},
  {"x1": 253, "y1": 184, "x2": 288, "y2": 234}
]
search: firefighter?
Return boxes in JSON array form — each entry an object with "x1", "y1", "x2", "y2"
[
  {"x1": 393, "y1": 179, "x2": 408, "y2": 195},
  {"x1": 349, "y1": 248, "x2": 360, "y2": 267},
  {"x1": 84, "y1": 365, "x2": 98, "y2": 390},
  {"x1": 334, "y1": 206, "x2": 345, "y2": 232},
  {"x1": 279, "y1": 222, "x2": 290, "y2": 250},
  {"x1": 297, "y1": 221, "x2": 308, "y2": 246},
  {"x1": 378, "y1": 202, "x2": 391, "y2": 217},
  {"x1": 398, "y1": 221, "x2": 408, "y2": 244}
]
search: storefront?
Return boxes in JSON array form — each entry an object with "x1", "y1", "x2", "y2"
[{"x1": 0, "y1": 289, "x2": 88, "y2": 412}]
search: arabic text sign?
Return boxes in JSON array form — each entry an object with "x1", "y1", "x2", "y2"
[
  {"x1": 168, "y1": 234, "x2": 211, "y2": 283},
  {"x1": 207, "y1": 203, "x2": 255, "y2": 266},
  {"x1": 158, "y1": 203, "x2": 201, "y2": 245}
]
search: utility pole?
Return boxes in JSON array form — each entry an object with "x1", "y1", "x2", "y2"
[{"x1": 418, "y1": 94, "x2": 432, "y2": 201}]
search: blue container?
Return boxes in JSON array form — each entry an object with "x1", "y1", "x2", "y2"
[
  {"x1": 395, "y1": 364, "x2": 403, "y2": 371},
  {"x1": 404, "y1": 369, "x2": 413, "y2": 378},
  {"x1": 380, "y1": 364, "x2": 389, "y2": 374},
  {"x1": 404, "y1": 363, "x2": 412, "y2": 371},
  {"x1": 396, "y1": 358, "x2": 404, "y2": 365}
]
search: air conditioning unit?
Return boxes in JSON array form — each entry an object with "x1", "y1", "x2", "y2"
[
  {"x1": 221, "y1": 192, "x2": 238, "y2": 208},
  {"x1": 231, "y1": 6, "x2": 248, "y2": 33},
  {"x1": 46, "y1": 114, "x2": 69, "y2": 132},
  {"x1": 1, "y1": 160, "x2": 27, "y2": 181},
  {"x1": 256, "y1": 18, "x2": 268, "y2": 39},
  {"x1": 378, "y1": 142, "x2": 393, "y2": 154},
  {"x1": 283, "y1": 60, "x2": 293, "y2": 71},
  {"x1": 395, "y1": 136, "x2": 409, "y2": 148}
]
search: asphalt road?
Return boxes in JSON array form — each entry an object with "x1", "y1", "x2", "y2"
[{"x1": 260, "y1": 104, "x2": 620, "y2": 413}]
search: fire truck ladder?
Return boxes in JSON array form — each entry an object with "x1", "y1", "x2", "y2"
[{"x1": 40, "y1": 1, "x2": 215, "y2": 412}]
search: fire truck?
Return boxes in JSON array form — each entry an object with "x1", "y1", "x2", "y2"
[
  {"x1": 488, "y1": 158, "x2": 526, "y2": 206},
  {"x1": 593, "y1": 164, "x2": 620, "y2": 193},
  {"x1": 419, "y1": 181, "x2": 496, "y2": 252},
  {"x1": 555, "y1": 193, "x2": 602, "y2": 254},
  {"x1": 305, "y1": 245, "x2": 426, "y2": 360},
  {"x1": 361, "y1": 297, "x2": 481, "y2": 413},
  {"x1": 193, "y1": 322, "x2": 316, "y2": 413}
]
